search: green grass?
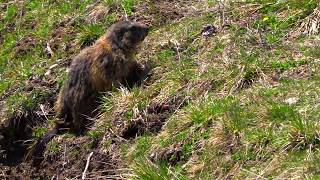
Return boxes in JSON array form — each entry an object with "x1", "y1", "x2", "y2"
[
  {"x1": 119, "y1": 1, "x2": 320, "y2": 177},
  {"x1": 1, "y1": 0, "x2": 320, "y2": 178},
  {"x1": 132, "y1": 158, "x2": 185, "y2": 180}
]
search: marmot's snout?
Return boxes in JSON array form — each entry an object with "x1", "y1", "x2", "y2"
[
  {"x1": 141, "y1": 24, "x2": 149, "y2": 36},
  {"x1": 133, "y1": 22, "x2": 149, "y2": 43}
]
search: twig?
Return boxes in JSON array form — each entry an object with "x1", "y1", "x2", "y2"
[
  {"x1": 174, "y1": 41, "x2": 181, "y2": 61},
  {"x1": 218, "y1": 1, "x2": 226, "y2": 28},
  {"x1": 40, "y1": 104, "x2": 49, "y2": 122},
  {"x1": 242, "y1": 168, "x2": 267, "y2": 179},
  {"x1": 85, "y1": 176, "x2": 123, "y2": 180},
  {"x1": 84, "y1": 168, "x2": 130, "y2": 174},
  {"x1": 63, "y1": 143, "x2": 67, "y2": 168},
  {"x1": 82, "y1": 152, "x2": 94, "y2": 180},
  {"x1": 229, "y1": 66, "x2": 245, "y2": 95},
  {"x1": 51, "y1": 175, "x2": 56, "y2": 180}
]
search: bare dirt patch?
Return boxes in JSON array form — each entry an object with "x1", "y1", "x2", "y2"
[
  {"x1": 131, "y1": 1, "x2": 207, "y2": 27},
  {"x1": 0, "y1": 75, "x2": 58, "y2": 168},
  {"x1": 47, "y1": 20, "x2": 79, "y2": 56},
  {"x1": 0, "y1": 100, "x2": 54, "y2": 166},
  {"x1": 297, "y1": 7, "x2": 320, "y2": 36},
  {"x1": 120, "y1": 94, "x2": 189, "y2": 140},
  {"x1": 150, "y1": 140, "x2": 185, "y2": 165},
  {"x1": 281, "y1": 65, "x2": 312, "y2": 80},
  {"x1": 14, "y1": 36, "x2": 37, "y2": 56},
  {"x1": 121, "y1": 112, "x2": 169, "y2": 140},
  {"x1": 85, "y1": 4, "x2": 110, "y2": 24}
]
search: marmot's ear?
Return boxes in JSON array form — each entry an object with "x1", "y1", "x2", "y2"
[
  {"x1": 129, "y1": 25, "x2": 141, "y2": 33},
  {"x1": 118, "y1": 25, "x2": 131, "y2": 41},
  {"x1": 128, "y1": 23, "x2": 137, "y2": 30},
  {"x1": 107, "y1": 30, "x2": 124, "y2": 49}
]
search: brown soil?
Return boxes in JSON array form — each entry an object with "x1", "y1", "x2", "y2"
[
  {"x1": 85, "y1": 4, "x2": 110, "y2": 24},
  {"x1": 47, "y1": 18, "x2": 79, "y2": 56},
  {"x1": 150, "y1": 141, "x2": 185, "y2": 165},
  {"x1": 120, "y1": 94, "x2": 189, "y2": 140},
  {"x1": 0, "y1": 97, "x2": 55, "y2": 166},
  {"x1": 0, "y1": 74, "x2": 58, "y2": 173},
  {"x1": 14, "y1": 36, "x2": 37, "y2": 56}
]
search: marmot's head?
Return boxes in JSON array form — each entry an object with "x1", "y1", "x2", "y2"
[{"x1": 107, "y1": 21, "x2": 149, "y2": 52}]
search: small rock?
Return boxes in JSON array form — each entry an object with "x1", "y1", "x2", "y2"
[
  {"x1": 61, "y1": 43, "x2": 67, "y2": 50},
  {"x1": 285, "y1": 97, "x2": 299, "y2": 105},
  {"x1": 46, "y1": 42, "x2": 54, "y2": 57},
  {"x1": 44, "y1": 70, "x2": 51, "y2": 76},
  {"x1": 201, "y1": 24, "x2": 217, "y2": 37},
  {"x1": 159, "y1": 39, "x2": 182, "y2": 52},
  {"x1": 149, "y1": 152, "x2": 156, "y2": 160}
]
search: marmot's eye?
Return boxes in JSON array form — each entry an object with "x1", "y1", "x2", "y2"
[{"x1": 130, "y1": 25, "x2": 139, "y2": 31}]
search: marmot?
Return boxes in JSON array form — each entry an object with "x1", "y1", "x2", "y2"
[{"x1": 32, "y1": 21, "x2": 149, "y2": 162}]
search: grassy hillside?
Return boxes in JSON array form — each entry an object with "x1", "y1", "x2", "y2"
[{"x1": 1, "y1": 0, "x2": 320, "y2": 179}]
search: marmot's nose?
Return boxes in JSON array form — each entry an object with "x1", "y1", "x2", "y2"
[{"x1": 142, "y1": 24, "x2": 149, "y2": 34}]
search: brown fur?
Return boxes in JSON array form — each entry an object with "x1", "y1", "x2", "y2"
[
  {"x1": 56, "y1": 21, "x2": 149, "y2": 133},
  {"x1": 32, "y1": 21, "x2": 149, "y2": 163}
]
